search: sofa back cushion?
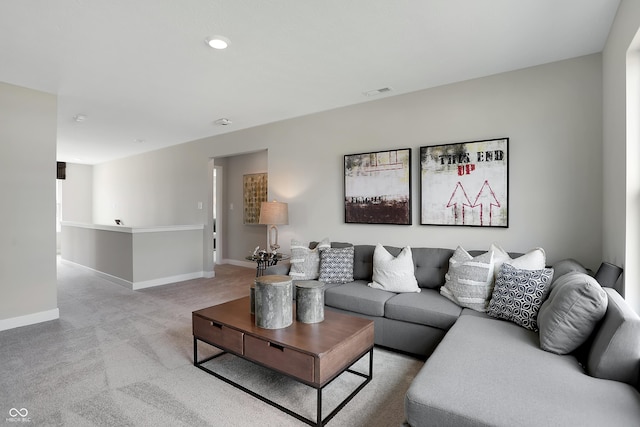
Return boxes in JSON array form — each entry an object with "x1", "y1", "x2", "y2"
[
  {"x1": 352, "y1": 245, "x2": 375, "y2": 280},
  {"x1": 411, "y1": 248, "x2": 457, "y2": 289},
  {"x1": 586, "y1": 288, "x2": 640, "y2": 389},
  {"x1": 352, "y1": 245, "x2": 454, "y2": 289}
]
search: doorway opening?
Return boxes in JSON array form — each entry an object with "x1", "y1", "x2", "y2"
[{"x1": 213, "y1": 165, "x2": 223, "y2": 265}]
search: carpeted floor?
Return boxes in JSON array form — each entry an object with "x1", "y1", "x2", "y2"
[{"x1": 0, "y1": 259, "x2": 424, "y2": 426}]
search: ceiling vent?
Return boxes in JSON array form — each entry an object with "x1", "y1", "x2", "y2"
[
  {"x1": 363, "y1": 87, "x2": 392, "y2": 97},
  {"x1": 214, "y1": 118, "x2": 232, "y2": 126}
]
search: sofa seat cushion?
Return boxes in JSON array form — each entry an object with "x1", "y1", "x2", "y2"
[
  {"x1": 385, "y1": 289, "x2": 462, "y2": 330},
  {"x1": 324, "y1": 280, "x2": 395, "y2": 316},
  {"x1": 405, "y1": 314, "x2": 640, "y2": 427}
]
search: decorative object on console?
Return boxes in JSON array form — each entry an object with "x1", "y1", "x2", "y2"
[
  {"x1": 486, "y1": 263, "x2": 554, "y2": 331},
  {"x1": 440, "y1": 246, "x2": 495, "y2": 312},
  {"x1": 243, "y1": 173, "x2": 268, "y2": 224},
  {"x1": 594, "y1": 262, "x2": 623, "y2": 288},
  {"x1": 537, "y1": 272, "x2": 608, "y2": 354},
  {"x1": 368, "y1": 244, "x2": 420, "y2": 293},
  {"x1": 319, "y1": 246, "x2": 355, "y2": 284},
  {"x1": 259, "y1": 200, "x2": 288, "y2": 252},
  {"x1": 344, "y1": 148, "x2": 412, "y2": 225},
  {"x1": 420, "y1": 138, "x2": 508, "y2": 227},
  {"x1": 289, "y1": 238, "x2": 330, "y2": 280},
  {"x1": 246, "y1": 250, "x2": 290, "y2": 277}
]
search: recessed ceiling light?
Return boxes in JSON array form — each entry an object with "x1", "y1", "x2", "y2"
[
  {"x1": 205, "y1": 36, "x2": 230, "y2": 50},
  {"x1": 133, "y1": 138, "x2": 145, "y2": 144},
  {"x1": 73, "y1": 114, "x2": 87, "y2": 122}
]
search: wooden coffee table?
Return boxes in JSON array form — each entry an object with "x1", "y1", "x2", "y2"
[{"x1": 193, "y1": 297, "x2": 374, "y2": 426}]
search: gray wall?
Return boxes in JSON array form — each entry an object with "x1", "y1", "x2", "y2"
[
  {"x1": 602, "y1": 0, "x2": 640, "y2": 312},
  {"x1": 0, "y1": 82, "x2": 58, "y2": 327},
  {"x1": 92, "y1": 54, "x2": 604, "y2": 278}
]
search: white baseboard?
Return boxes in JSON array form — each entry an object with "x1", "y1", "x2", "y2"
[
  {"x1": 132, "y1": 272, "x2": 204, "y2": 290},
  {"x1": 0, "y1": 308, "x2": 60, "y2": 332},
  {"x1": 60, "y1": 259, "x2": 204, "y2": 290}
]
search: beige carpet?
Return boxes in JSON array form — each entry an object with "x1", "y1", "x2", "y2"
[{"x1": 0, "y1": 260, "x2": 424, "y2": 426}]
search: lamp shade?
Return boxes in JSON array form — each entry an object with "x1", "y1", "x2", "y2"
[{"x1": 259, "y1": 201, "x2": 289, "y2": 225}]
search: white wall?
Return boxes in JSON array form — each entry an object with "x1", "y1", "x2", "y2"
[
  {"x1": 602, "y1": 0, "x2": 640, "y2": 312},
  {"x1": 61, "y1": 163, "x2": 93, "y2": 222},
  {"x1": 93, "y1": 54, "x2": 604, "y2": 275},
  {"x1": 0, "y1": 82, "x2": 58, "y2": 330},
  {"x1": 92, "y1": 142, "x2": 208, "y2": 227}
]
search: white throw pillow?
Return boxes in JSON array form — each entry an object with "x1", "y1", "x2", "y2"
[
  {"x1": 491, "y1": 243, "x2": 546, "y2": 280},
  {"x1": 368, "y1": 244, "x2": 420, "y2": 293}
]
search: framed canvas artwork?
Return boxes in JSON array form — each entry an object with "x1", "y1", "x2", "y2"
[
  {"x1": 344, "y1": 148, "x2": 411, "y2": 225},
  {"x1": 420, "y1": 138, "x2": 509, "y2": 227},
  {"x1": 243, "y1": 173, "x2": 268, "y2": 224}
]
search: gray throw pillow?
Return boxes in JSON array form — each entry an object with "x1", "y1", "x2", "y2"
[
  {"x1": 289, "y1": 238, "x2": 330, "y2": 280},
  {"x1": 487, "y1": 263, "x2": 554, "y2": 331},
  {"x1": 549, "y1": 258, "x2": 588, "y2": 286},
  {"x1": 319, "y1": 246, "x2": 354, "y2": 284},
  {"x1": 538, "y1": 272, "x2": 608, "y2": 354},
  {"x1": 440, "y1": 246, "x2": 495, "y2": 312}
]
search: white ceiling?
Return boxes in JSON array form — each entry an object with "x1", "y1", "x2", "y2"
[{"x1": 0, "y1": 0, "x2": 620, "y2": 165}]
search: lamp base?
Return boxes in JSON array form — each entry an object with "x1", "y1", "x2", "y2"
[{"x1": 268, "y1": 225, "x2": 280, "y2": 254}]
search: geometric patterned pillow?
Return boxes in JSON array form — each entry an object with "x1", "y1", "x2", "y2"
[
  {"x1": 487, "y1": 263, "x2": 554, "y2": 331},
  {"x1": 289, "y1": 238, "x2": 330, "y2": 280},
  {"x1": 319, "y1": 246, "x2": 354, "y2": 284}
]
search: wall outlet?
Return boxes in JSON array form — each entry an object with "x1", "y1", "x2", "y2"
[{"x1": 197, "y1": 201, "x2": 203, "y2": 210}]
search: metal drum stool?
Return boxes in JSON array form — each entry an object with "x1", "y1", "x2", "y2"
[
  {"x1": 249, "y1": 280, "x2": 256, "y2": 314},
  {"x1": 254, "y1": 275, "x2": 293, "y2": 329},
  {"x1": 295, "y1": 280, "x2": 325, "y2": 323}
]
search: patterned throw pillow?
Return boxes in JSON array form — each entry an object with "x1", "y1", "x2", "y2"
[
  {"x1": 319, "y1": 246, "x2": 354, "y2": 284},
  {"x1": 487, "y1": 263, "x2": 554, "y2": 331},
  {"x1": 440, "y1": 246, "x2": 495, "y2": 312},
  {"x1": 289, "y1": 238, "x2": 330, "y2": 280}
]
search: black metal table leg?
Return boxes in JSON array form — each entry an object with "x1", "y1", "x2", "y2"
[{"x1": 193, "y1": 337, "x2": 373, "y2": 426}]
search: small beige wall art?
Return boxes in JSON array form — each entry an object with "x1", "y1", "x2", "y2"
[{"x1": 243, "y1": 173, "x2": 268, "y2": 224}]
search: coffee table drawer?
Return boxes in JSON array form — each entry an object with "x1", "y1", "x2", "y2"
[
  {"x1": 244, "y1": 335, "x2": 314, "y2": 383},
  {"x1": 193, "y1": 315, "x2": 243, "y2": 355}
]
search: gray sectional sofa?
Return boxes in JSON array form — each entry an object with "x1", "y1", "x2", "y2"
[{"x1": 265, "y1": 242, "x2": 640, "y2": 426}]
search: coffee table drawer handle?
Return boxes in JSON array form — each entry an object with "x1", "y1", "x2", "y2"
[
  {"x1": 209, "y1": 321, "x2": 223, "y2": 329},
  {"x1": 268, "y1": 342, "x2": 285, "y2": 352}
]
